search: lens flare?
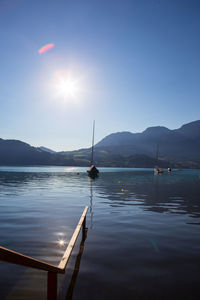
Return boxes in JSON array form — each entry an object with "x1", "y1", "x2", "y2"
[{"x1": 38, "y1": 44, "x2": 55, "y2": 54}]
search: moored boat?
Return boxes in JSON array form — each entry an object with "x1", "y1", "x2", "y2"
[
  {"x1": 87, "y1": 164, "x2": 99, "y2": 176},
  {"x1": 154, "y1": 166, "x2": 163, "y2": 174},
  {"x1": 87, "y1": 121, "x2": 99, "y2": 177},
  {"x1": 154, "y1": 144, "x2": 163, "y2": 174}
]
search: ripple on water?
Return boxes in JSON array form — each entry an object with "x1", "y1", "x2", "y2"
[{"x1": 0, "y1": 167, "x2": 200, "y2": 300}]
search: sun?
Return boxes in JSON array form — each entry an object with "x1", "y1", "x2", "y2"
[
  {"x1": 55, "y1": 77, "x2": 79, "y2": 98},
  {"x1": 53, "y1": 70, "x2": 81, "y2": 100}
]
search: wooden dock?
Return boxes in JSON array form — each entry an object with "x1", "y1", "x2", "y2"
[{"x1": 0, "y1": 206, "x2": 88, "y2": 300}]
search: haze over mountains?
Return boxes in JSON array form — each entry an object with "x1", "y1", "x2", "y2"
[{"x1": 0, "y1": 120, "x2": 200, "y2": 168}]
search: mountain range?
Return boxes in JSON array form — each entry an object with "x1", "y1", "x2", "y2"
[
  {"x1": 0, "y1": 120, "x2": 200, "y2": 168},
  {"x1": 95, "y1": 120, "x2": 200, "y2": 161}
]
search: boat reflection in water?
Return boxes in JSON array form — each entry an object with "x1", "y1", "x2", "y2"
[
  {"x1": 58, "y1": 224, "x2": 88, "y2": 300},
  {"x1": 60, "y1": 176, "x2": 93, "y2": 299},
  {"x1": 1, "y1": 168, "x2": 200, "y2": 300},
  {"x1": 89, "y1": 176, "x2": 94, "y2": 229}
]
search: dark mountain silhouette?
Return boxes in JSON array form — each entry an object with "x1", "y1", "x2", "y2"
[
  {"x1": 0, "y1": 139, "x2": 53, "y2": 165},
  {"x1": 0, "y1": 120, "x2": 200, "y2": 168},
  {"x1": 95, "y1": 120, "x2": 200, "y2": 163},
  {"x1": 0, "y1": 139, "x2": 87, "y2": 166}
]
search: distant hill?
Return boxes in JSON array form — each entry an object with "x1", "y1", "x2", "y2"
[
  {"x1": 0, "y1": 139, "x2": 53, "y2": 165},
  {"x1": 60, "y1": 120, "x2": 200, "y2": 168},
  {"x1": 0, "y1": 138, "x2": 164, "y2": 168},
  {"x1": 95, "y1": 120, "x2": 200, "y2": 163},
  {"x1": 39, "y1": 146, "x2": 57, "y2": 154},
  {"x1": 0, "y1": 138, "x2": 87, "y2": 166},
  {"x1": 0, "y1": 120, "x2": 200, "y2": 168}
]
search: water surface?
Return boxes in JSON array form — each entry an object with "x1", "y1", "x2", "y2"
[{"x1": 0, "y1": 167, "x2": 200, "y2": 299}]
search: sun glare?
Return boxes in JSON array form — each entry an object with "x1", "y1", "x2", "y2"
[
  {"x1": 57, "y1": 239, "x2": 66, "y2": 247},
  {"x1": 56, "y1": 78, "x2": 78, "y2": 98},
  {"x1": 53, "y1": 71, "x2": 81, "y2": 101}
]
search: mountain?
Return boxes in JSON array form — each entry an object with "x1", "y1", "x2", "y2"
[
  {"x1": 0, "y1": 139, "x2": 53, "y2": 165},
  {"x1": 0, "y1": 137, "x2": 164, "y2": 167},
  {"x1": 174, "y1": 120, "x2": 200, "y2": 139},
  {"x1": 39, "y1": 146, "x2": 57, "y2": 154},
  {"x1": 0, "y1": 120, "x2": 200, "y2": 168},
  {"x1": 0, "y1": 138, "x2": 88, "y2": 166},
  {"x1": 95, "y1": 120, "x2": 200, "y2": 163}
]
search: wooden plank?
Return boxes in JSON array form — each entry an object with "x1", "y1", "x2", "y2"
[
  {"x1": 58, "y1": 206, "x2": 88, "y2": 270},
  {"x1": 0, "y1": 206, "x2": 88, "y2": 274},
  {"x1": 0, "y1": 246, "x2": 64, "y2": 274}
]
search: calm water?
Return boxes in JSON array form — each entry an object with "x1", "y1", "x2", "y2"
[{"x1": 0, "y1": 166, "x2": 200, "y2": 300}]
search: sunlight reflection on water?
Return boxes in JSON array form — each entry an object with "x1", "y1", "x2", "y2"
[{"x1": 0, "y1": 167, "x2": 200, "y2": 300}]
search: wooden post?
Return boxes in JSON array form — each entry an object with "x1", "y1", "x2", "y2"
[
  {"x1": 47, "y1": 272, "x2": 57, "y2": 300},
  {"x1": 58, "y1": 206, "x2": 88, "y2": 271},
  {"x1": 0, "y1": 246, "x2": 64, "y2": 274},
  {"x1": 82, "y1": 216, "x2": 86, "y2": 238},
  {"x1": 0, "y1": 207, "x2": 88, "y2": 300}
]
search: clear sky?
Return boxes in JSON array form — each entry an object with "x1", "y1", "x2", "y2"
[{"x1": 0, "y1": 0, "x2": 200, "y2": 151}]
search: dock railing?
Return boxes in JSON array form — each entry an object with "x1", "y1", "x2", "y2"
[{"x1": 0, "y1": 206, "x2": 88, "y2": 300}]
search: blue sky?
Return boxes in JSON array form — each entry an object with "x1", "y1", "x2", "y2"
[{"x1": 0, "y1": 0, "x2": 200, "y2": 151}]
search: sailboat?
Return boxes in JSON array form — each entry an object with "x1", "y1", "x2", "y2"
[
  {"x1": 87, "y1": 121, "x2": 99, "y2": 177},
  {"x1": 154, "y1": 143, "x2": 163, "y2": 174}
]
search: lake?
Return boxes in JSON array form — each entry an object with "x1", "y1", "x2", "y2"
[{"x1": 0, "y1": 166, "x2": 200, "y2": 300}]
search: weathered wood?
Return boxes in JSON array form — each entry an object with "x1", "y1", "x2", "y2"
[
  {"x1": 0, "y1": 206, "x2": 88, "y2": 300},
  {"x1": 65, "y1": 229, "x2": 87, "y2": 300},
  {"x1": 47, "y1": 272, "x2": 57, "y2": 300},
  {"x1": 58, "y1": 206, "x2": 88, "y2": 270},
  {"x1": 0, "y1": 246, "x2": 64, "y2": 274}
]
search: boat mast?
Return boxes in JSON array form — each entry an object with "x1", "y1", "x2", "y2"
[
  {"x1": 91, "y1": 120, "x2": 95, "y2": 165},
  {"x1": 156, "y1": 143, "x2": 159, "y2": 164}
]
